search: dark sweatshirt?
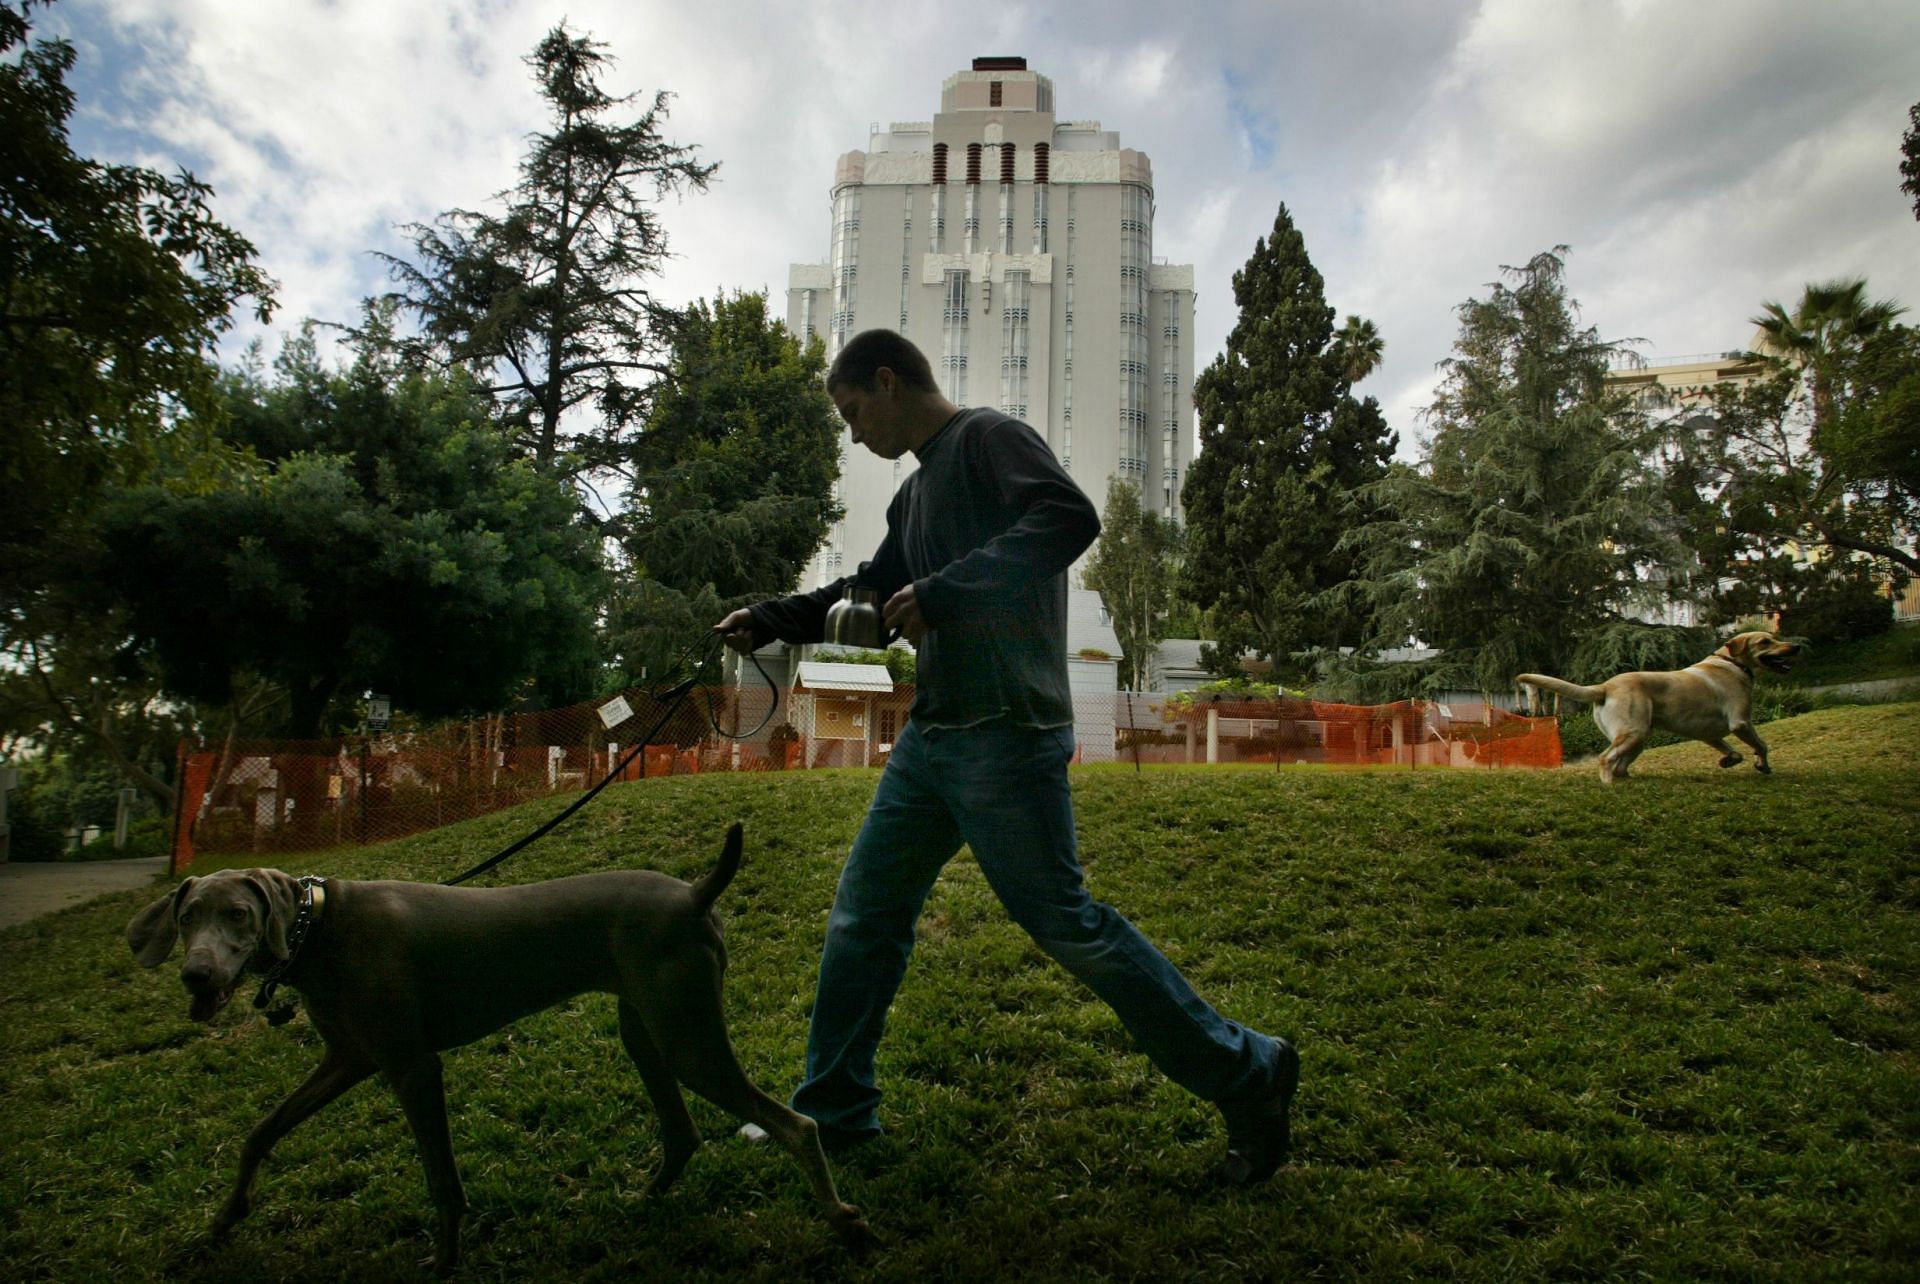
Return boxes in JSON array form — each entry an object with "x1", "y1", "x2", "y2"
[{"x1": 748, "y1": 407, "x2": 1101, "y2": 729}]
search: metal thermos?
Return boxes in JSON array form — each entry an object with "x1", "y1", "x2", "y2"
[{"x1": 825, "y1": 584, "x2": 890, "y2": 648}]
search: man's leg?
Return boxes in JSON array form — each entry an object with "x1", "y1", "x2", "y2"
[
  {"x1": 937, "y1": 723, "x2": 1287, "y2": 1106},
  {"x1": 789, "y1": 721, "x2": 962, "y2": 1137}
]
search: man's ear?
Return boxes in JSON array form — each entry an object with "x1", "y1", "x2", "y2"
[{"x1": 874, "y1": 366, "x2": 896, "y2": 398}]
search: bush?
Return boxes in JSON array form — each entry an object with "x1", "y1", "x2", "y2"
[
  {"x1": 1778, "y1": 566, "x2": 1896, "y2": 645},
  {"x1": 810, "y1": 646, "x2": 914, "y2": 684},
  {"x1": 4, "y1": 786, "x2": 67, "y2": 862},
  {"x1": 1749, "y1": 685, "x2": 1819, "y2": 724},
  {"x1": 1162, "y1": 678, "x2": 1304, "y2": 716},
  {"x1": 1553, "y1": 711, "x2": 1610, "y2": 760},
  {"x1": 73, "y1": 815, "x2": 171, "y2": 861},
  {"x1": 4, "y1": 753, "x2": 170, "y2": 861}
]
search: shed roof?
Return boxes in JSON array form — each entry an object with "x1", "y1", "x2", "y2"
[
  {"x1": 1157, "y1": 638, "x2": 1208, "y2": 672},
  {"x1": 796, "y1": 661, "x2": 895, "y2": 693},
  {"x1": 1068, "y1": 588, "x2": 1122, "y2": 655}
]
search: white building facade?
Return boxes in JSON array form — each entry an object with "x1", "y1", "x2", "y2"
[{"x1": 787, "y1": 57, "x2": 1196, "y2": 588}]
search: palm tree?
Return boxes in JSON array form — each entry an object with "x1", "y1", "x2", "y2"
[
  {"x1": 1332, "y1": 314, "x2": 1384, "y2": 385},
  {"x1": 1750, "y1": 278, "x2": 1906, "y2": 430}
]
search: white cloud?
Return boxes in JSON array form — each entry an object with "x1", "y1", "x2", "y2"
[{"x1": 43, "y1": 0, "x2": 1920, "y2": 456}]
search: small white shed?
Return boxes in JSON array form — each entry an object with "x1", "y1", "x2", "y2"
[{"x1": 792, "y1": 661, "x2": 907, "y2": 767}]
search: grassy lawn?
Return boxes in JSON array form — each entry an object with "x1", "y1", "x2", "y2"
[{"x1": 3, "y1": 704, "x2": 1916, "y2": 1281}]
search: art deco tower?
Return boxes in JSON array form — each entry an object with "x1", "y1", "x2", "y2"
[{"x1": 788, "y1": 57, "x2": 1195, "y2": 586}]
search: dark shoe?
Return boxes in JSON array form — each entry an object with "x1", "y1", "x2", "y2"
[{"x1": 1216, "y1": 1039, "x2": 1299, "y2": 1186}]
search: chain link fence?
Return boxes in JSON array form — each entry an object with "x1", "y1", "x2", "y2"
[
  {"x1": 169, "y1": 679, "x2": 1559, "y2": 872},
  {"x1": 169, "y1": 682, "x2": 784, "y2": 872},
  {"x1": 1102, "y1": 691, "x2": 1561, "y2": 770}
]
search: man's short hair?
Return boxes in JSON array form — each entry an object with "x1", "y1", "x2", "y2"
[{"x1": 827, "y1": 329, "x2": 940, "y2": 394}]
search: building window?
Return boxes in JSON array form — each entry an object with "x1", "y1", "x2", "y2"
[
  {"x1": 942, "y1": 269, "x2": 970, "y2": 405},
  {"x1": 900, "y1": 201, "x2": 913, "y2": 329},
  {"x1": 1032, "y1": 143, "x2": 1050, "y2": 253},
  {"x1": 1000, "y1": 270, "x2": 1031, "y2": 420},
  {"x1": 1062, "y1": 190, "x2": 1076, "y2": 469},
  {"x1": 1162, "y1": 288, "x2": 1181, "y2": 519},
  {"x1": 991, "y1": 80, "x2": 1003, "y2": 107},
  {"x1": 1117, "y1": 184, "x2": 1151, "y2": 477},
  {"x1": 831, "y1": 186, "x2": 861, "y2": 350}
]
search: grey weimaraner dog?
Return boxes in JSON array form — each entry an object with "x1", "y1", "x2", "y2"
[{"x1": 126, "y1": 823, "x2": 871, "y2": 1272}]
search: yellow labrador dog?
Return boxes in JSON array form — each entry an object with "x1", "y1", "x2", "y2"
[{"x1": 1517, "y1": 631, "x2": 1802, "y2": 783}]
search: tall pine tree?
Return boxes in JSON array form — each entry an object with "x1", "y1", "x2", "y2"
[
  {"x1": 382, "y1": 24, "x2": 715, "y2": 484},
  {"x1": 1340, "y1": 249, "x2": 1695, "y2": 696},
  {"x1": 1181, "y1": 205, "x2": 1396, "y2": 680}
]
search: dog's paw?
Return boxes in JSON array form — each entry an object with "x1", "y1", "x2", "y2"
[
  {"x1": 1718, "y1": 753, "x2": 1742, "y2": 768},
  {"x1": 421, "y1": 1241, "x2": 461, "y2": 1276},
  {"x1": 831, "y1": 1204, "x2": 878, "y2": 1251},
  {"x1": 1755, "y1": 761, "x2": 1772, "y2": 774},
  {"x1": 209, "y1": 1195, "x2": 250, "y2": 1237}
]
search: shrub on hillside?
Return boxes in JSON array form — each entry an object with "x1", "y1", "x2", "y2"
[
  {"x1": 74, "y1": 816, "x2": 171, "y2": 862},
  {"x1": 1778, "y1": 566, "x2": 1897, "y2": 645},
  {"x1": 4, "y1": 787, "x2": 66, "y2": 861}
]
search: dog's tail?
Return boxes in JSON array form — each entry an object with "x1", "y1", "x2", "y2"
[
  {"x1": 1515, "y1": 674, "x2": 1605, "y2": 706},
  {"x1": 690, "y1": 822, "x2": 744, "y2": 911}
]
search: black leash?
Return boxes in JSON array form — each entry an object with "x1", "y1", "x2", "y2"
[{"x1": 442, "y1": 633, "x2": 775, "y2": 886}]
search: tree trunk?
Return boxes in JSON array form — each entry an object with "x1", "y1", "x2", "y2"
[
  {"x1": 289, "y1": 673, "x2": 343, "y2": 740},
  {"x1": 1811, "y1": 524, "x2": 1920, "y2": 577},
  {"x1": 84, "y1": 719, "x2": 176, "y2": 810}
]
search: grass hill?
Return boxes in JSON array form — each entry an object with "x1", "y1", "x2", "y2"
[{"x1": 3, "y1": 704, "x2": 1915, "y2": 1280}]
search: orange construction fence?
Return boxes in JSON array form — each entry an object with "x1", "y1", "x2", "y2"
[
  {"x1": 167, "y1": 682, "x2": 782, "y2": 873},
  {"x1": 168, "y1": 683, "x2": 1559, "y2": 872},
  {"x1": 1114, "y1": 694, "x2": 1561, "y2": 771}
]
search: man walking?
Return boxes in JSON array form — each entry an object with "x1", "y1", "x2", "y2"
[{"x1": 715, "y1": 329, "x2": 1296, "y2": 1184}]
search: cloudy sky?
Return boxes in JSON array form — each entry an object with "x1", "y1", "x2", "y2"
[{"x1": 42, "y1": 0, "x2": 1920, "y2": 455}]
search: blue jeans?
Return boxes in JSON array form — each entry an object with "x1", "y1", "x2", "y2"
[{"x1": 791, "y1": 718, "x2": 1284, "y2": 1135}]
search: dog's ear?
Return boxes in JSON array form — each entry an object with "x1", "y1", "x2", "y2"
[
  {"x1": 126, "y1": 878, "x2": 195, "y2": 968},
  {"x1": 241, "y1": 869, "x2": 301, "y2": 960}
]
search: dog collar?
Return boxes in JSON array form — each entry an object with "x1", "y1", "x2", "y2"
[
  {"x1": 1705, "y1": 651, "x2": 1751, "y2": 681},
  {"x1": 254, "y1": 876, "x2": 328, "y2": 1024}
]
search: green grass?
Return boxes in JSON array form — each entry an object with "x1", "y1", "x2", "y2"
[{"x1": 4, "y1": 705, "x2": 1917, "y2": 1281}]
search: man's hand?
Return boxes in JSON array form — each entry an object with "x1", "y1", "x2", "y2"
[
  {"x1": 713, "y1": 608, "x2": 761, "y2": 654},
  {"x1": 884, "y1": 583, "x2": 929, "y2": 645}
]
